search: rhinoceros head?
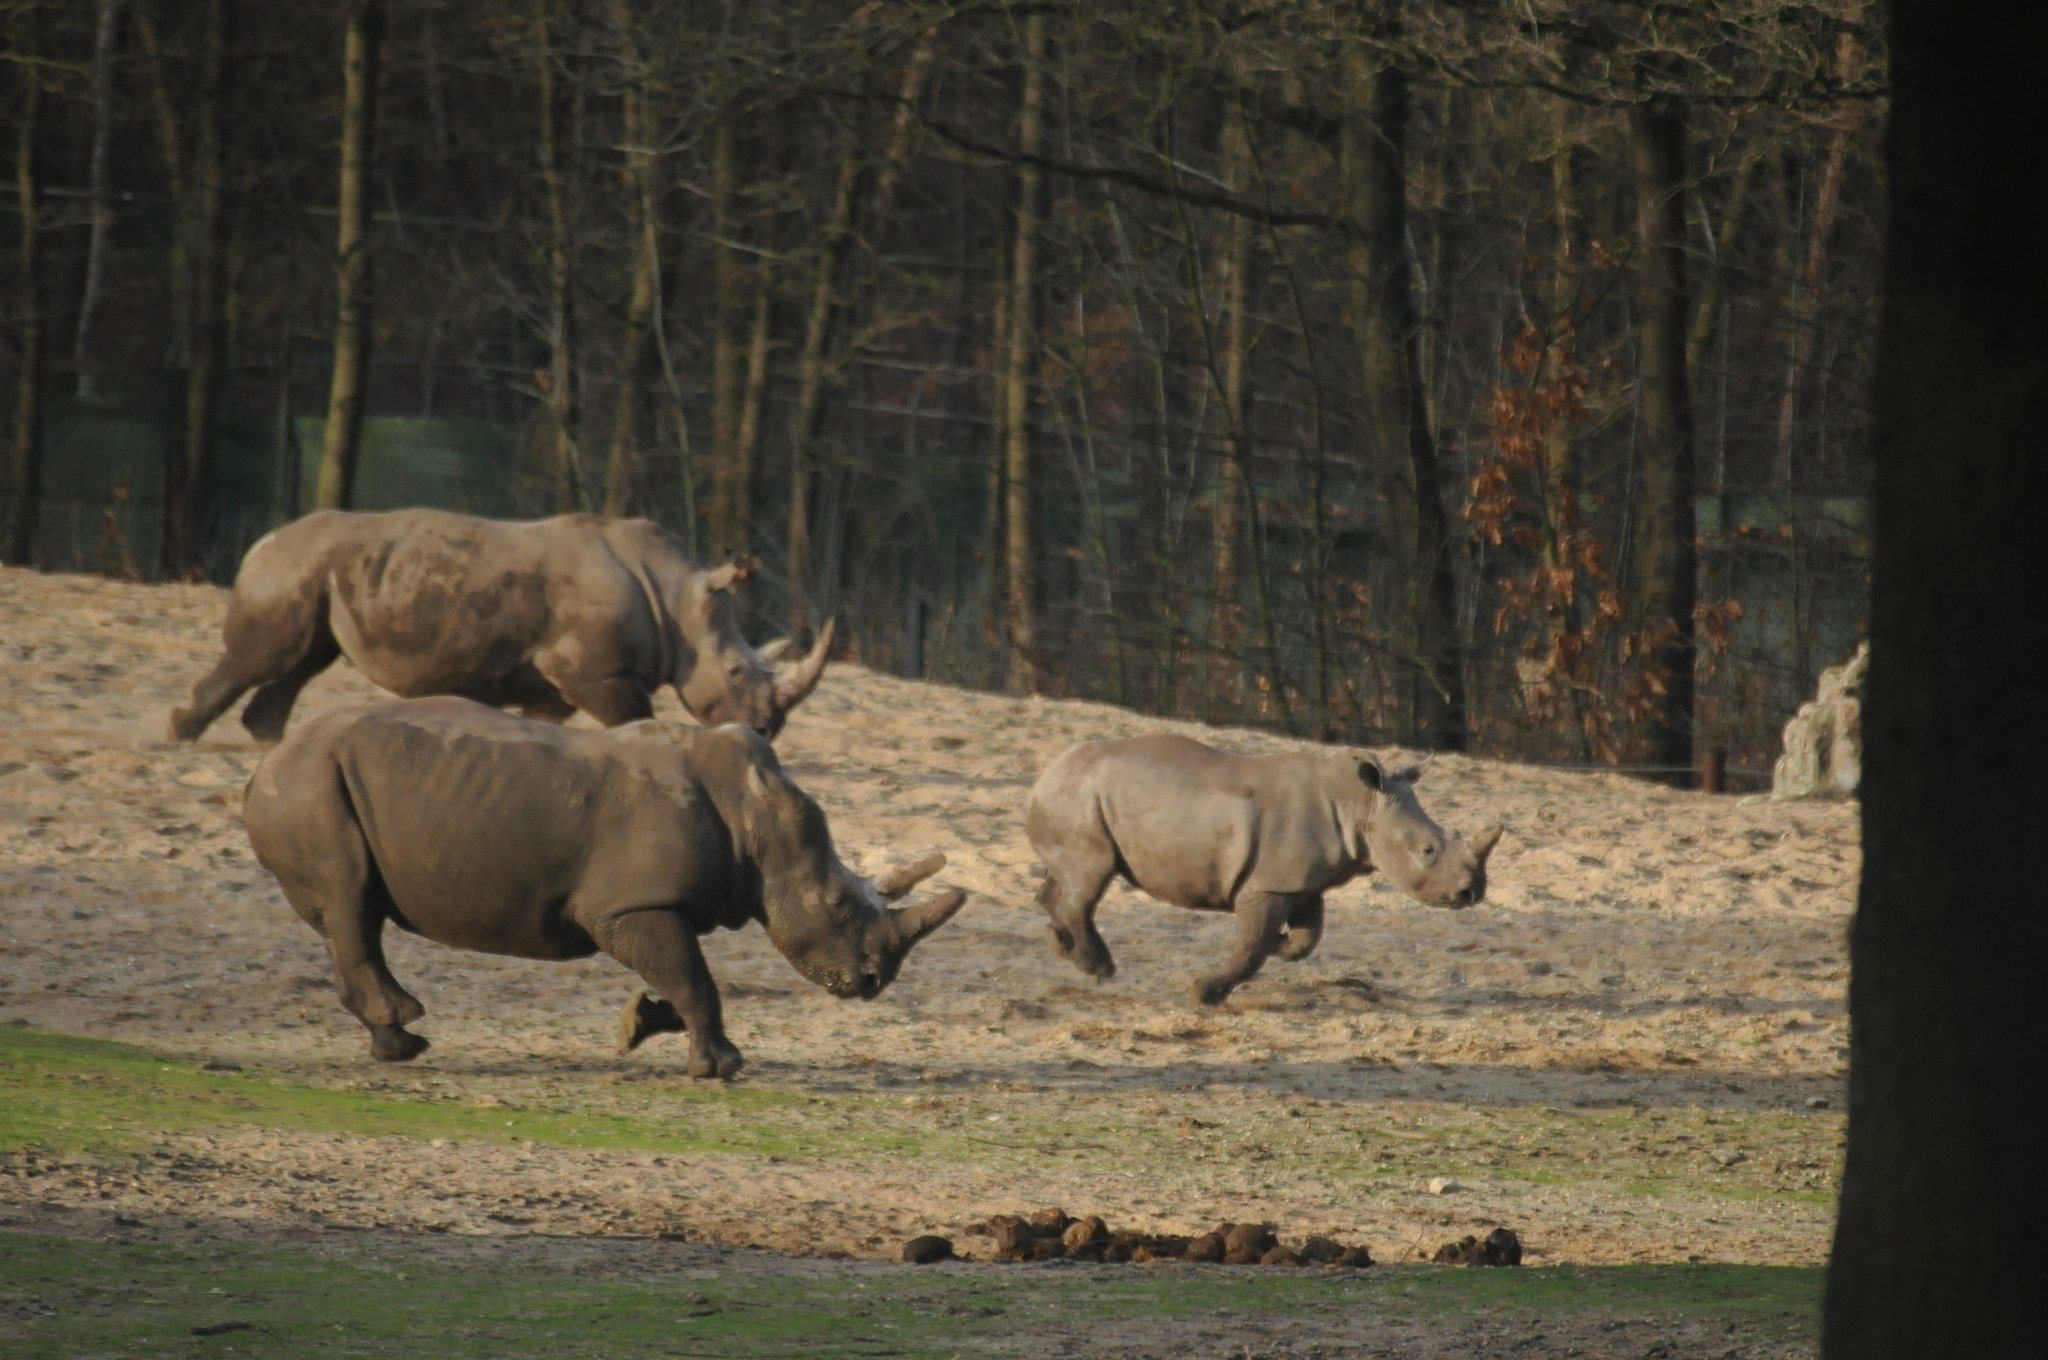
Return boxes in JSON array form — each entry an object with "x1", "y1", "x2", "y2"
[
  {"x1": 671, "y1": 561, "x2": 832, "y2": 740},
  {"x1": 741, "y1": 761, "x2": 966, "y2": 998},
  {"x1": 1355, "y1": 754, "x2": 1503, "y2": 910}
]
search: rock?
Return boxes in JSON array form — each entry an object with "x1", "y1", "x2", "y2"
[
  {"x1": 1062, "y1": 1216, "x2": 1108, "y2": 1248},
  {"x1": 1259, "y1": 1245, "x2": 1303, "y2": 1267},
  {"x1": 1223, "y1": 1222, "x2": 1276, "y2": 1264},
  {"x1": 1773, "y1": 641, "x2": 1867, "y2": 799},
  {"x1": 1805, "y1": 1096, "x2": 1831, "y2": 1109},
  {"x1": 1709, "y1": 1149, "x2": 1747, "y2": 1167},
  {"x1": 902, "y1": 1235, "x2": 954, "y2": 1264},
  {"x1": 1066, "y1": 1239, "x2": 1108, "y2": 1263},
  {"x1": 1432, "y1": 1227, "x2": 1523, "y2": 1267},
  {"x1": 1336, "y1": 1246, "x2": 1375, "y2": 1269},
  {"x1": 1183, "y1": 1232, "x2": 1225, "y2": 1263},
  {"x1": 1426, "y1": 1176, "x2": 1461, "y2": 1195}
]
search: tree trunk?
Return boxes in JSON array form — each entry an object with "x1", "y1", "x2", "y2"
[
  {"x1": 708, "y1": 112, "x2": 746, "y2": 554},
  {"x1": 1823, "y1": 4, "x2": 2046, "y2": 1354},
  {"x1": 72, "y1": 0, "x2": 121, "y2": 401},
  {"x1": 170, "y1": 0, "x2": 233, "y2": 574},
  {"x1": 1210, "y1": 93, "x2": 1252, "y2": 706},
  {"x1": 1341, "y1": 32, "x2": 1463, "y2": 749},
  {"x1": 602, "y1": 25, "x2": 657, "y2": 521},
  {"x1": 785, "y1": 125, "x2": 861, "y2": 637},
  {"x1": 730, "y1": 274, "x2": 773, "y2": 557},
  {"x1": 534, "y1": 0, "x2": 584, "y2": 513},
  {"x1": 6, "y1": 11, "x2": 44, "y2": 566},
  {"x1": 1627, "y1": 99, "x2": 1697, "y2": 776},
  {"x1": 312, "y1": 1, "x2": 383, "y2": 511},
  {"x1": 1001, "y1": 10, "x2": 1045, "y2": 695},
  {"x1": 1774, "y1": 21, "x2": 1861, "y2": 491}
]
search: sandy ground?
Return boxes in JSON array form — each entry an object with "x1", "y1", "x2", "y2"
[{"x1": 0, "y1": 566, "x2": 1855, "y2": 1271}]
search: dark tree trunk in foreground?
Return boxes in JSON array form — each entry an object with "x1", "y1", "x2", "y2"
[
  {"x1": 1822, "y1": 2, "x2": 2048, "y2": 1354},
  {"x1": 6, "y1": 9, "x2": 44, "y2": 567},
  {"x1": 313, "y1": 1, "x2": 383, "y2": 511},
  {"x1": 1628, "y1": 99, "x2": 1696, "y2": 777}
]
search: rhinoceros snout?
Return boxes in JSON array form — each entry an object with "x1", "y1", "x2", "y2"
[{"x1": 857, "y1": 970, "x2": 882, "y2": 999}]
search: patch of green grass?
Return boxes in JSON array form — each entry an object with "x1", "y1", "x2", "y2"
[
  {"x1": 0, "y1": 1230, "x2": 1823, "y2": 1360},
  {"x1": 0, "y1": 1026, "x2": 855, "y2": 1162}
]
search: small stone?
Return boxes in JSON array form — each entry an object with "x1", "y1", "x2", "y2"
[
  {"x1": 1426, "y1": 1176, "x2": 1461, "y2": 1195},
  {"x1": 902, "y1": 1235, "x2": 954, "y2": 1264},
  {"x1": 1805, "y1": 1096, "x2": 1831, "y2": 1109},
  {"x1": 1709, "y1": 1149, "x2": 1747, "y2": 1167}
]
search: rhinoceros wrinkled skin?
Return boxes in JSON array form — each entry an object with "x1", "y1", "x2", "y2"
[
  {"x1": 243, "y1": 697, "x2": 965, "y2": 1076},
  {"x1": 1026, "y1": 735, "x2": 1503, "y2": 1005},
  {"x1": 171, "y1": 508, "x2": 832, "y2": 743}
]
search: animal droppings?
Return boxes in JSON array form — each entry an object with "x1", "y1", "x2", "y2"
[
  {"x1": 1430, "y1": 1227, "x2": 1524, "y2": 1267},
  {"x1": 971, "y1": 1211, "x2": 1365, "y2": 1268},
  {"x1": 902, "y1": 1235, "x2": 954, "y2": 1264}
]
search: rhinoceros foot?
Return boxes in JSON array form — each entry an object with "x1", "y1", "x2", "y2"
[
  {"x1": 168, "y1": 706, "x2": 207, "y2": 742},
  {"x1": 687, "y1": 1037, "x2": 746, "y2": 1080},
  {"x1": 1192, "y1": 975, "x2": 1239, "y2": 1008},
  {"x1": 616, "y1": 991, "x2": 686, "y2": 1053},
  {"x1": 369, "y1": 1025, "x2": 430, "y2": 1062}
]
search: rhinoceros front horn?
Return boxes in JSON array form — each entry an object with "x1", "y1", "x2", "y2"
[
  {"x1": 773, "y1": 619, "x2": 834, "y2": 710},
  {"x1": 873, "y1": 853, "x2": 946, "y2": 899},
  {"x1": 890, "y1": 888, "x2": 967, "y2": 946}
]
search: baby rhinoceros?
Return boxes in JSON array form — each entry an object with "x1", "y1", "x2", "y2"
[
  {"x1": 244, "y1": 697, "x2": 965, "y2": 1076},
  {"x1": 1026, "y1": 735, "x2": 1502, "y2": 1005}
]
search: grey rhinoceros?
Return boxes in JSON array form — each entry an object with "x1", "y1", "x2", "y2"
[
  {"x1": 243, "y1": 697, "x2": 965, "y2": 1076},
  {"x1": 1026, "y1": 735, "x2": 1502, "y2": 1005},
  {"x1": 172, "y1": 508, "x2": 831, "y2": 742}
]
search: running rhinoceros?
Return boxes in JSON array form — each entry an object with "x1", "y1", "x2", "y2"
[
  {"x1": 1025, "y1": 735, "x2": 1502, "y2": 1005},
  {"x1": 171, "y1": 509, "x2": 832, "y2": 742},
  {"x1": 243, "y1": 697, "x2": 965, "y2": 1075}
]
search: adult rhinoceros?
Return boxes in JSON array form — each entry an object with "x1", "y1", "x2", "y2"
[
  {"x1": 1027, "y1": 735, "x2": 1503, "y2": 1005},
  {"x1": 170, "y1": 509, "x2": 831, "y2": 742},
  {"x1": 243, "y1": 696, "x2": 966, "y2": 1075}
]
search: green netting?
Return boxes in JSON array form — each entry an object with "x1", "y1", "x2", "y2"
[{"x1": 29, "y1": 399, "x2": 521, "y2": 581}]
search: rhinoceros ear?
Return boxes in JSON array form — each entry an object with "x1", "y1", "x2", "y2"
[
  {"x1": 873, "y1": 853, "x2": 946, "y2": 899},
  {"x1": 890, "y1": 888, "x2": 967, "y2": 946},
  {"x1": 1470, "y1": 824, "x2": 1504, "y2": 864},
  {"x1": 1356, "y1": 754, "x2": 1386, "y2": 790}
]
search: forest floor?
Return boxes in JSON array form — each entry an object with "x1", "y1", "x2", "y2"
[{"x1": 0, "y1": 567, "x2": 1853, "y2": 1356}]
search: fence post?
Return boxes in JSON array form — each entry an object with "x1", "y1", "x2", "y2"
[{"x1": 1701, "y1": 749, "x2": 1728, "y2": 794}]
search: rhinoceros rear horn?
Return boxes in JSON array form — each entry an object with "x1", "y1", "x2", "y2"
[
  {"x1": 773, "y1": 619, "x2": 834, "y2": 710},
  {"x1": 890, "y1": 888, "x2": 967, "y2": 947},
  {"x1": 1469, "y1": 823, "x2": 1504, "y2": 864},
  {"x1": 873, "y1": 853, "x2": 946, "y2": 899}
]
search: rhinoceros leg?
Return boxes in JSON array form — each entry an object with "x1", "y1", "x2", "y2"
[
  {"x1": 173, "y1": 583, "x2": 339, "y2": 742},
  {"x1": 1192, "y1": 891, "x2": 1300, "y2": 1006},
  {"x1": 1274, "y1": 893, "x2": 1326, "y2": 962},
  {"x1": 558, "y1": 676, "x2": 655, "y2": 728},
  {"x1": 589, "y1": 910, "x2": 744, "y2": 1078},
  {"x1": 1035, "y1": 854, "x2": 1118, "y2": 980},
  {"x1": 239, "y1": 629, "x2": 343, "y2": 743}
]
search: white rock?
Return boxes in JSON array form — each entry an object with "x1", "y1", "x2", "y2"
[
  {"x1": 1426, "y1": 1176, "x2": 1461, "y2": 1195},
  {"x1": 1709, "y1": 1149, "x2": 1746, "y2": 1167},
  {"x1": 1772, "y1": 642, "x2": 1868, "y2": 799}
]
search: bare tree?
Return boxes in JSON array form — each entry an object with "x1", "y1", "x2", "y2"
[{"x1": 312, "y1": 0, "x2": 384, "y2": 511}]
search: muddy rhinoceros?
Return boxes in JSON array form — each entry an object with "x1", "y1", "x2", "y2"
[
  {"x1": 171, "y1": 508, "x2": 832, "y2": 742},
  {"x1": 1025, "y1": 735, "x2": 1502, "y2": 1005},
  {"x1": 243, "y1": 696, "x2": 965, "y2": 1075}
]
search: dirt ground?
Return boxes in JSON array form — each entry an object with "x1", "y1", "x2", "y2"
[{"x1": 0, "y1": 566, "x2": 1854, "y2": 1273}]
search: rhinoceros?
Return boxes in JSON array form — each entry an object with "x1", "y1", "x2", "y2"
[
  {"x1": 243, "y1": 696, "x2": 965, "y2": 1075},
  {"x1": 171, "y1": 508, "x2": 832, "y2": 743},
  {"x1": 1025, "y1": 735, "x2": 1502, "y2": 1005}
]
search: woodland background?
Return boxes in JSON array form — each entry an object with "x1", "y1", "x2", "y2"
[{"x1": 0, "y1": 0, "x2": 1882, "y2": 780}]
